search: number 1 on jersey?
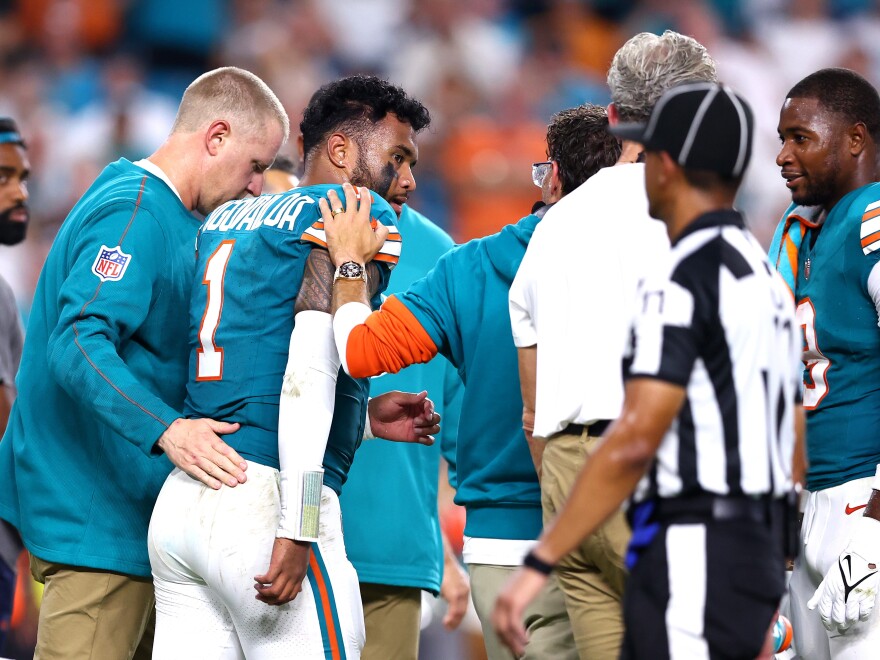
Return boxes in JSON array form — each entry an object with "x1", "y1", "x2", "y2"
[
  {"x1": 797, "y1": 298, "x2": 830, "y2": 409},
  {"x1": 197, "y1": 240, "x2": 235, "y2": 381}
]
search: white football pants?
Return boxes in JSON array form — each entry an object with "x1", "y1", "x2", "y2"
[
  {"x1": 148, "y1": 463, "x2": 364, "y2": 659},
  {"x1": 789, "y1": 476, "x2": 880, "y2": 659}
]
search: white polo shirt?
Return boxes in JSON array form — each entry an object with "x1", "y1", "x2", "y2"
[{"x1": 508, "y1": 163, "x2": 670, "y2": 439}]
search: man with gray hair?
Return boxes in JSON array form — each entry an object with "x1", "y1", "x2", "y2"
[
  {"x1": 0, "y1": 66, "x2": 287, "y2": 659},
  {"x1": 499, "y1": 31, "x2": 717, "y2": 657}
]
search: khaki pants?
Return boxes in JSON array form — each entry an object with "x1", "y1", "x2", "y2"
[
  {"x1": 30, "y1": 554, "x2": 155, "y2": 660},
  {"x1": 468, "y1": 563, "x2": 577, "y2": 660},
  {"x1": 359, "y1": 582, "x2": 421, "y2": 660},
  {"x1": 542, "y1": 429, "x2": 631, "y2": 659}
]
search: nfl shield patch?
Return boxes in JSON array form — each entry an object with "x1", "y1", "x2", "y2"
[{"x1": 92, "y1": 245, "x2": 132, "y2": 282}]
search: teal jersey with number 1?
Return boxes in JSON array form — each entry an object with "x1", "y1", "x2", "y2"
[
  {"x1": 184, "y1": 185, "x2": 399, "y2": 494},
  {"x1": 793, "y1": 182, "x2": 880, "y2": 490}
]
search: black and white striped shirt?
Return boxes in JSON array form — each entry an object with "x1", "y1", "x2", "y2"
[{"x1": 627, "y1": 210, "x2": 800, "y2": 501}]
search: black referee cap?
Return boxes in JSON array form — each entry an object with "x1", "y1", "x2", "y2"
[
  {"x1": 611, "y1": 82, "x2": 753, "y2": 178},
  {"x1": 0, "y1": 117, "x2": 25, "y2": 148}
]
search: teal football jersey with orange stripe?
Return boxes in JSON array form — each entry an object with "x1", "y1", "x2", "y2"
[
  {"x1": 184, "y1": 184, "x2": 399, "y2": 493},
  {"x1": 793, "y1": 182, "x2": 880, "y2": 490}
]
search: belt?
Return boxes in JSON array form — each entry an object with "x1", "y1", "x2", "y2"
[
  {"x1": 654, "y1": 494, "x2": 782, "y2": 525},
  {"x1": 561, "y1": 420, "x2": 612, "y2": 437}
]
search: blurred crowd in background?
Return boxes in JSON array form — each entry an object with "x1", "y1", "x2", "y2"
[
  {"x1": 2, "y1": 0, "x2": 880, "y2": 314},
  {"x1": 0, "y1": 0, "x2": 877, "y2": 656}
]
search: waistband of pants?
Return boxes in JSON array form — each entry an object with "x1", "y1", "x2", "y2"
[
  {"x1": 559, "y1": 420, "x2": 612, "y2": 438},
  {"x1": 654, "y1": 494, "x2": 783, "y2": 525}
]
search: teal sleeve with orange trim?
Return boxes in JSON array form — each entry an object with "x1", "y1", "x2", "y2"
[
  {"x1": 47, "y1": 201, "x2": 180, "y2": 455},
  {"x1": 345, "y1": 296, "x2": 439, "y2": 378},
  {"x1": 393, "y1": 247, "x2": 460, "y2": 355},
  {"x1": 343, "y1": 244, "x2": 461, "y2": 379}
]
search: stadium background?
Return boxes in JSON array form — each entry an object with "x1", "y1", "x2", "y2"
[{"x1": 0, "y1": 0, "x2": 875, "y2": 657}]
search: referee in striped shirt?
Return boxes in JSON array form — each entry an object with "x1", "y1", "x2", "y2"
[{"x1": 494, "y1": 82, "x2": 804, "y2": 659}]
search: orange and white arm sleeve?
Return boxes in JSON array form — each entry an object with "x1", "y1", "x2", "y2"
[{"x1": 333, "y1": 295, "x2": 439, "y2": 378}]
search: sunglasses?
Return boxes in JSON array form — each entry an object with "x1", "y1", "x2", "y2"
[{"x1": 531, "y1": 161, "x2": 552, "y2": 187}]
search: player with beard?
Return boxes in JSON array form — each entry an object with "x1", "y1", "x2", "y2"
[
  {"x1": 0, "y1": 119, "x2": 28, "y2": 250},
  {"x1": 0, "y1": 117, "x2": 28, "y2": 439},
  {"x1": 0, "y1": 116, "x2": 28, "y2": 655},
  {"x1": 770, "y1": 67, "x2": 880, "y2": 659},
  {"x1": 148, "y1": 76, "x2": 442, "y2": 659},
  {"x1": 258, "y1": 111, "x2": 469, "y2": 660}
]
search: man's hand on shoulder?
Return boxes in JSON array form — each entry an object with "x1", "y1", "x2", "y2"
[
  {"x1": 319, "y1": 183, "x2": 388, "y2": 267},
  {"x1": 254, "y1": 538, "x2": 311, "y2": 606},
  {"x1": 156, "y1": 417, "x2": 247, "y2": 489},
  {"x1": 368, "y1": 390, "x2": 440, "y2": 445}
]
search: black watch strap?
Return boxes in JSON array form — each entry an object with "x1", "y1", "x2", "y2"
[{"x1": 523, "y1": 549, "x2": 555, "y2": 575}]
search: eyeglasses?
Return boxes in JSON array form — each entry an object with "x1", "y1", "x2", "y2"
[{"x1": 531, "y1": 161, "x2": 552, "y2": 188}]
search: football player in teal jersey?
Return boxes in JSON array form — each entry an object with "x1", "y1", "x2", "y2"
[
  {"x1": 773, "y1": 68, "x2": 880, "y2": 659},
  {"x1": 262, "y1": 160, "x2": 469, "y2": 660},
  {"x1": 148, "y1": 76, "x2": 440, "y2": 659}
]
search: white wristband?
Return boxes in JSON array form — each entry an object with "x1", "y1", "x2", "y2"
[
  {"x1": 277, "y1": 469, "x2": 324, "y2": 541},
  {"x1": 333, "y1": 302, "x2": 372, "y2": 375}
]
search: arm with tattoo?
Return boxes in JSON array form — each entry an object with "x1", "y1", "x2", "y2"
[
  {"x1": 262, "y1": 184, "x2": 399, "y2": 605},
  {"x1": 297, "y1": 249, "x2": 383, "y2": 316}
]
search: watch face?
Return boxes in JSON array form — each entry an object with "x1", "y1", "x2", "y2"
[{"x1": 339, "y1": 261, "x2": 364, "y2": 278}]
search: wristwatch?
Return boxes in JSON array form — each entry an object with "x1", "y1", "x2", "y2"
[{"x1": 334, "y1": 261, "x2": 367, "y2": 282}]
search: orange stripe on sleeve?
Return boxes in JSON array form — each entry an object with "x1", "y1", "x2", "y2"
[
  {"x1": 301, "y1": 233, "x2": 328, "y2": 248},
  {"x1": 345, "y1": 295, "x2": 439, "y2": 378},
  {"x1": 372, "y1": 253, "x2": 400, "y2": 265},
  {"x1": 784, "y1": 224, "x2": 801, "y2": 281},
  {"x1": 369, "y1": 217, "x2": 401, "y2": 240},
  {"x1": 861, "y1": 230, "x2": 880, "y2": 248},
  {"x1": 863, "y1": 207, "x2": 880, "y2": 222}
]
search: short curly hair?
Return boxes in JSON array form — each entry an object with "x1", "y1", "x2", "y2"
[
  {"x1": 608, "y1": 31, "x2": 716, "y2": 123},
  {"x1": 300, "y1": 75, "x2": 430, "y2": 162},
  {"x1": 547, "y1": 104, "x2": 620, "y2": 195}
]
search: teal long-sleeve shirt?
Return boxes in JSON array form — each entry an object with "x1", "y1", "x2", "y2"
[
  {"x1": 343, "y1": 212, "x2": 545, "y2": 541},
  {"x1": 0, "y1": 159, "x2": 199, "y2": 577}
]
